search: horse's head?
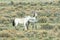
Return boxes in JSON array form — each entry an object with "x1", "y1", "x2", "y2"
[
  {"x1": 31, "y1": 11, "x2": 38, "y2": 17},
  {"x1": 28, "y1": 11, "x2": 38, "y2": 23}
]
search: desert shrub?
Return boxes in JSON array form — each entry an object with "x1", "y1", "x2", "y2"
[
  {"x1": 58, "y1": 1, "x2": 60, "y2": 3},
  {"x1": 55, "y1": 1, "x2": 60, "y2": 6},
  {"x1": 4, "y1": 15, "x2": 11, "y2": 18},
  {"x1": 49, "y1": 2, "x2": 53, "y2": 5},
  {"x1": 57, "y1": 1, "x2": 60, "y2": 6},
  {"x1": 44, "y1": 36, "x2": 53, "y2": 40},
  {"x1": 0, "y1": 3, "x2": 7, "y2": 6},
  {"x1": 48, "y1": 17, "x2": 57, "y2": 23},
  {"x1": 8, "y1": 1, "x2": 14, "y2": 6},
  {"x1": 41, "y1": 24, "x2": 54, "y2": 30},
  {"x1": 10, "y1": 1, "x2": 14, "y2": 5},
  {"x1": 44, "y1": 2, "x2": 49, "y2": 5},
  {"x1": 25, "y1": 31, "x2": 34, "y2": 37},
  {"x1": 18, "y1": 2, "x2": 28, "y2": 5},
  {"x1": 42, "y1": 31, "x2": 48, "y2": 37},
  {"x1": 11, "y1": 38, "x2": 16, "y2": 40},
  {"x1": 38, "y1": 17, "x2": 47, "y2": 23},
  {"x1": 57, "y1": 25, "x2": 60, "y2": 30},
  {"x1": 16, "y1": 32, "x2": 25, "y2": 38},
  {"x1": 56, "y1": 17, "x2": 60, "y2": 23},
  {"x1": 17, "y1": 5, "x2": 23, "y2": 8},
  {"x1": 39, "y1": 12, "x2": 51, "y2": 17},
  {"x1": 39, "y1": 7, "x2": 44, "y2": 10},
  {"x1": 30, "y1": 3, "x2": 37, "y2": 6},
  {"x1": 0, "y1": 17, "x2": 9, "y2": 24},
  {"x1": 40, "y1": 2, "x2": 53, "y2": 6},
  {"x1": 16, "y1": 35, "x2": 25, "y2": 38},
  {"x1": 54, "y1": 13, "x2": 60, "y2": 17},
  {"x1": 0, "y1": 27, "x2": 7, "y2": 31},
  {"x1": 17, "y1": 11, "x2": 25, "y2": 17},
  {"x1": 0, "y1": 32, "x2": 12, "y2": 37},
  {"x1": 40, "y1": 3, "x2": 46, "y2": 6}
]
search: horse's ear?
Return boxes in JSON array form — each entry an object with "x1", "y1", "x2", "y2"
[
  {"x1": 31, "y1": 11, "x2": 35, "y2": 17},
  {"x1": 33, "y1": 12, "x2": 37, "y2": 17},
  {"x1": 35, "y1": 12, "x2": 37, "y2": 17},
  {"x1": 31, "y1": 11, "x2": 38, "y2": 17}
]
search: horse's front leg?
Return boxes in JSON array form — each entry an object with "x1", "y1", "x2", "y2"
[
  {"x1": 31, "y1": 23, "x2": 35, "y2": 29},
  {"x1": 26, "y1": 21, "x2": 30, "y2": 30},
  {"x1": 24, "y1": 23, "x2": 28, "y2": 30}
]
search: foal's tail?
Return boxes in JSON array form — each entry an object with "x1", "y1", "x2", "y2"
[{"x1": 12, "y1": 19, "x2": 15, "y2": 26}]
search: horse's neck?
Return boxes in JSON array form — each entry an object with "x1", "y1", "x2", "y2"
[
  {"x1": 25, "y1": 17, "x2": 30, "y2": 21},
  {"x1": 32, "y1": 16, "x2": 37, "y2": 19}
]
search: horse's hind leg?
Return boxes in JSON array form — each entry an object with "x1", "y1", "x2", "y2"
[
  {"x1": 14, "y1": 22, "x2": 19, "y2": 30},
  {"x1": 12, "y1": 20, "x2": 18, "y2": 30}
]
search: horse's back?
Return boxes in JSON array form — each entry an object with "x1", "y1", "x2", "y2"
[{"x1": 15, "y1": 18, "x2": 25, "y2": 24}]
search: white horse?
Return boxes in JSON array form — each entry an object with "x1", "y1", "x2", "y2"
[{"x1": 12, "y1": 11, "x2": 37, "y2": 30}]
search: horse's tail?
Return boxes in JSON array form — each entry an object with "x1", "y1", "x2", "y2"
[{"x1": 12, "y1": 19, "x2": 15, "y2": 26}]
